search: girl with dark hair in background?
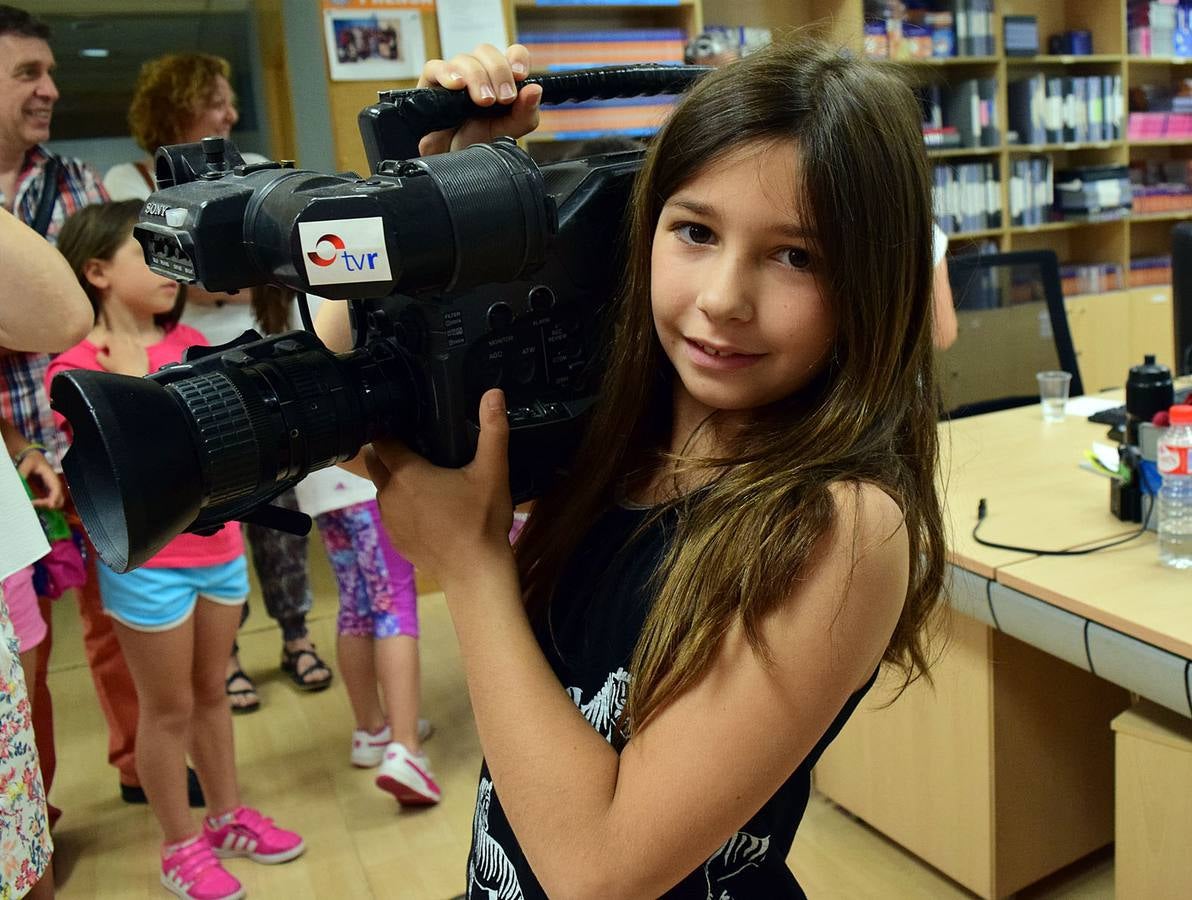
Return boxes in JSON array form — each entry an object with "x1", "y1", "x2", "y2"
[{"x1": 50, "y1": 201, "x2": 304, "y2": 900}]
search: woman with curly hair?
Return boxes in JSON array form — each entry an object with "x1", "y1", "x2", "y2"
[{"x1": 105, "y1": 53, "x2": 247, "y2": 200}]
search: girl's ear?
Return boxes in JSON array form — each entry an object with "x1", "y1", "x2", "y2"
[{"x1": 82, "y1": 258, "x2": 110, "y2": 293}]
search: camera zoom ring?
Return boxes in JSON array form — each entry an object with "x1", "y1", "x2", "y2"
[
  {"x1": 271, "y1": 355, "x2": 342, "y2": 467},
  {"x1": 170, "y1": 373, "x2": 260, "y2": 507}
]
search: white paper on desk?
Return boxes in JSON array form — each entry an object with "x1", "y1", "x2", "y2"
[
  {"x1": 436, "y1": 0, "x2": 508, "y2": 61},
  {"x1": 1092, "y1": 441, "x2": 1120, "y2": 472},
  {"x1": 1066, "y1": 395, "x2": 1122, "y2": 416}
]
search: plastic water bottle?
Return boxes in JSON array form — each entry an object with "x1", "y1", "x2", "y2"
[{"x1": 1158, "y1": 404, "x2": 1192, "y2": 569}]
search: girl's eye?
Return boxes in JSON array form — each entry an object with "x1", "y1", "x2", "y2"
[
  {"x1": 783, "y1": 247, "x2": 812, "y2": 270},
  {"x1": 675, "y1": 223, "x2": 714, "y2": 245}
]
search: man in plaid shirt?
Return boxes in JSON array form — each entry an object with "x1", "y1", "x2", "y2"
[
  {"x1": 0, "y1": 8, "x2": 107, "y2": 467},
  {"x1": 0, "y1": 4, "x2": 151, "y2": 826}
]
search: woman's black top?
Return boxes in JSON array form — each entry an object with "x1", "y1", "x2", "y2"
[{"x1": 465, "y1": 502, "x2": 876, "y2": 899}]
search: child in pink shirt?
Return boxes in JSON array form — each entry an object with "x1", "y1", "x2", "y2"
[{"x1": 50, "y1": 201, "x2": 303, "y2": 900}]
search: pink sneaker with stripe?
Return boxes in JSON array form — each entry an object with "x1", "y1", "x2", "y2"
[
  {"x1": 161, "y1": 835, "x2": 244, "y2": 900},
  {"x1": 376, "y1": 741, "x2": 441, "y2": 806},
  {"x1": 203, "y1": 806, "x2": 305, "y2": 864}
]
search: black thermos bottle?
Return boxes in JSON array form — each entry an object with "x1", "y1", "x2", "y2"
[{"x1": 1125, "y1": 354, "x2": 1174, "y2": 445}]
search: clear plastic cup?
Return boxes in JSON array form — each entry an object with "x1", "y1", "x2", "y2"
[{"x1": 1036, "y1": 370, "x2": 1072, "y2": 422}]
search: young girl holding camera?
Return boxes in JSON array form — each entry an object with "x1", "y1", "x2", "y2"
[
  {"x1": 49, "y1": 201, "x2": 304, "y2": 900},
  {"x1": 328, "y1": 37, "x2": 946, "y2": 896}
]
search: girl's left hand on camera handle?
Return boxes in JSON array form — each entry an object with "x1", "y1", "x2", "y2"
[
  {"x1": 365, "y1": 388, "x2": 516, "y2": 589},
  {"x1": 416, "y1": 43, "x2": 542, "y2": 157}
]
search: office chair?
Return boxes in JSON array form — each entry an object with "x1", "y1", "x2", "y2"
[{"x1": 939, "y1": 249, "x2": 1083, "y2": 419}]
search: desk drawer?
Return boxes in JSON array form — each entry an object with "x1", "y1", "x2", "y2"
[
  {"x1": 988, "y1": 583, "x2": 1091, "y2": 672},
  {"x1": 1086, "y1": 624, "x2": 1192, "y2": 717}
]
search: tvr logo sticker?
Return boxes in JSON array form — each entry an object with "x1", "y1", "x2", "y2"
[
  {"x1": 306, "y1": 233, "x2": 345, "y2": 267},
  {"x1": 299, "y1": 218, "x2": 393, "y2": 286}
]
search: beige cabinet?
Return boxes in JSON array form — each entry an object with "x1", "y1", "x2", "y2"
[
  {"x1": 814, "y1": 614, "x2": 1128, "y2": 899},
  {"x1": 1127, "y1": 285, "x2": 1177, "y2": 372},
  {"x1": 1112, "y1": 702, "x2": 1192, "y2": 899},
  {"x1": 1065, "y1": 292, "x2": 1133, "y2": 393},
  {"x1": 1065, "y1": 288, "x2": 1177, "y2": 393}
]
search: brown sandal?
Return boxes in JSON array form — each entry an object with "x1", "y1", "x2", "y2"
[
  {"x1": 226, "y1": 668, "x2": 261, "y2": 714},
  {"x1": 280, "y1": 645, "x2": 333, "y2": 692}
]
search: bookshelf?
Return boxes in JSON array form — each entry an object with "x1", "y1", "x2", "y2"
[
  {"x1": 694, "y1": 0, "x2": 1182, "y2": 379},
  {"x1": 503, "y1": 0, "x2": 703, "y2": 144},
  {"x1": 494, "y1": 0, "x2": 1180, "y2": 375}
]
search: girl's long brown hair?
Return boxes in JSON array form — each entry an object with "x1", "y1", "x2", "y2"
[{"x1": 515, "y1": 38, "x2": 947, "y2": 735}]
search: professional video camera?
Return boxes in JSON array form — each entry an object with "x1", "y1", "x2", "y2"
[{"x1": 51, "y1": 65, "x2": 709, "y2": 572}]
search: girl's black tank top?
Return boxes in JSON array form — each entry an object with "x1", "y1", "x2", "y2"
[{"x1": 464, "y1": 502, "x2": 876, "y2": 899}]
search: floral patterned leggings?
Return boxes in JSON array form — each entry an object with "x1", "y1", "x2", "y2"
[{"x1": 315, "y1": 500, "x2": 418, "y2": 640}]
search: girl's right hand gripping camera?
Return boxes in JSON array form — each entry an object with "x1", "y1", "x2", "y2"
[{"x1": 50, "y1": 65, "x2": 709, "y2": 573}]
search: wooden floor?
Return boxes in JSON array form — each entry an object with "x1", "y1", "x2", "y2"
[{"x1": 43, "y1": 542, "x2": 1115, "y2": 899}]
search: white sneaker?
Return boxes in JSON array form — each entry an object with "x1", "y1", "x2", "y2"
[
  {"x1": 376, "y1": 742, "x2": 441, "y2": 806},
  {"x1": 350, "y1": 720, "x2": 433, "y2": 768},
  {"x1": 350, "y1": 725, "x2": 391, "y2": 768}
]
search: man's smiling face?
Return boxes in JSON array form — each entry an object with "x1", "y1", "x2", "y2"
[{"x1": 0, "y1": 34, "x2": 58, "y2": 153}]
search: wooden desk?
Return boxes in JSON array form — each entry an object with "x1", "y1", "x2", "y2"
[
  {"x1": 813, "y1": 399, "x2": 1184, "y2": 899},
  {"x1": 940, "y1": 401, "x2": 1137, "y2": 577}
]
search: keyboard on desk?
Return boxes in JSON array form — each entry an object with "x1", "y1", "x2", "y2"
[{"x1": 1087, "y1": 387, "x2": 1190, "y2": 428}]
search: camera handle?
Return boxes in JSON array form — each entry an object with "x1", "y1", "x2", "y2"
[{"x1": 358, "y1": 64, "x2": 714, "y2": 172}]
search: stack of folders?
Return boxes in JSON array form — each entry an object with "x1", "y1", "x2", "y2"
[
  {"x1": 920, "y1": 79, "x2": 999, "y2": 148},
  {"x1": 1053, "y1": 165, "x2": 1133, "y2": 221},
  {"x1": 1008, "y1": 156, "x2": 1054, "y2": 226},
  {"x1": 933, "y1": 161, "x2": 1001, "y2": 234},
  {"x1": 517, "y1": 29, "x2": 686, "y2": 69},
  {"x1": 1007, "y1": 74, "x2": 1123, "y2": 145}
]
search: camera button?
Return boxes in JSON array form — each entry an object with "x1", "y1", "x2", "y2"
[
  {"x1": 528, "y1": 286, "x2": 555, "y2": 312},
  {"x1": 487, "y1": 302, "x2": 514, "y2": 330}
]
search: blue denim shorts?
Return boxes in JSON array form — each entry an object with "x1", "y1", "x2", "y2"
[{"x1": 97, "y1": 556, "x2": 249, "y2": 632}]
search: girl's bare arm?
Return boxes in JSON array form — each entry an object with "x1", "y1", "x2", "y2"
[{"x1": 0, "y1": 208, "x2": 92, "y2": 352}]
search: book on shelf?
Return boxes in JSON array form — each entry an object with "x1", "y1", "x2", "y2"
[
  {"x1": 1130, "y1": 159, "x2": 1192, "y2": 213},
  {"x1": 537, "y1": 95, "x2": 678, "y2": 136},
  {"x1": 933, "y1": 160, "x2": 1000, "y2": 234},
  {"x1": 528, "y1": 0, "x2": 684, "y2": 5},
  {"x1": 1008, "y1": 156, "x2": 1053, "y2": 227},
  {"x1": 919, "y1": 78, "x2": 998, "y2": 148},
  {"x1": 1127, "y1": 0, "x2": 1192, "y2": 57},
  {"x1": 1060, "y1": 262, "x2": 1123, "y2": 296},
  {"x1": 863, "y1": 1, "x2": 992, "y2": 59},
  {"x1": 1129, "y1": 255, "x2": 1174, "y2": 287},
  {"x1": 519, "y1": 28, "x2": 686, "y2": 67},
  {"x1": 518, "y1": 29, "x2": 686, "y2": 42},
  {"x1": 1007, "y1": 74, "x2": 1122, "y2": 145}
]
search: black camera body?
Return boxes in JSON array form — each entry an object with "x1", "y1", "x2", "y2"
[{"x1": 51, "y1": 66, "x2": 707, "y2": 572}]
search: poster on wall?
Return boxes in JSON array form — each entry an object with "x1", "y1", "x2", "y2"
[
  {"x1": 322, "y1": 0, "x2": 430, "y2": 82},
  {"x1": 435, "y1": 0, "x2": 507, "y2": 60}
]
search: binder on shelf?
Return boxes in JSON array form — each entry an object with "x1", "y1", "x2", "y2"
[
  {"x1": 978, "y1": 78, "x2": 999, "y2": 146},
  {"x1": 933, "y1": 159, "x2": 1001, "y2": 235},
  {"x1": 1008, "y1": 75, "x2": 1046, "y2": 145}
]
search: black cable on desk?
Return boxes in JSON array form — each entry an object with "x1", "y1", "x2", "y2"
[{"x1": 972, "y1": 495, "x2": 1154, "y2": 556}]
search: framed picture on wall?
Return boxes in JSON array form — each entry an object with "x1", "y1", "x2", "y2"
[{"x1": 322, "y1": 0, "x2": 428, "y2": 81}]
